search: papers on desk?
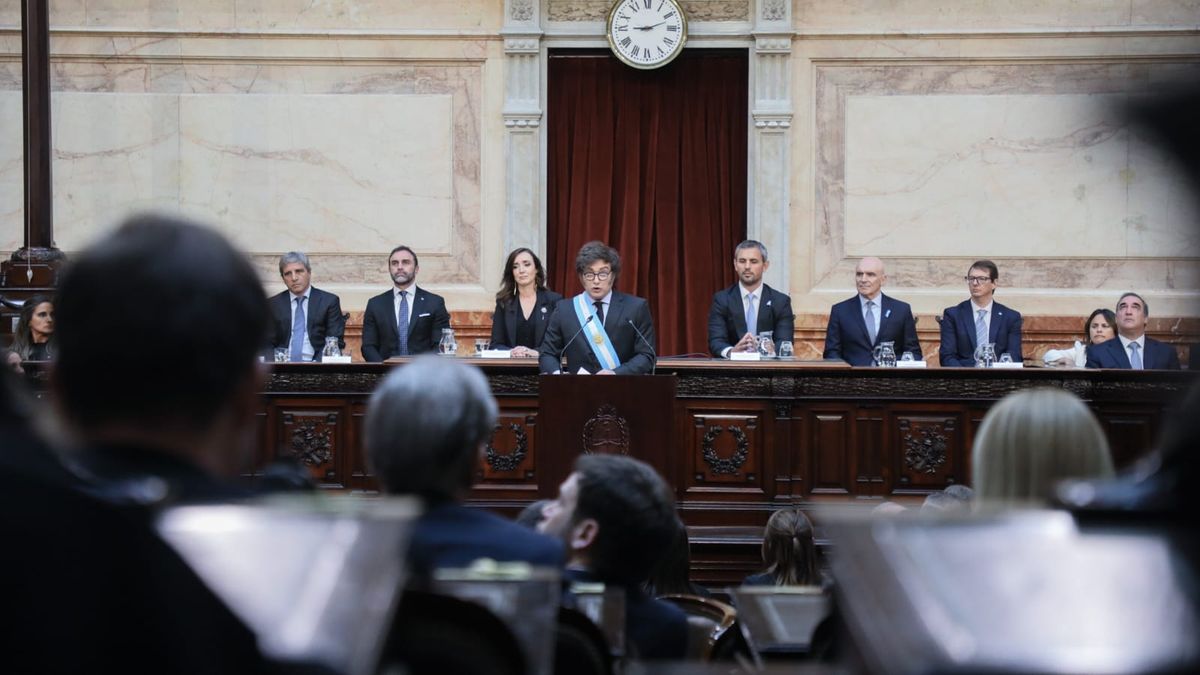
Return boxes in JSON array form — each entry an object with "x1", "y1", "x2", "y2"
[
  {"x1": 730, "y1": 351, "x2": 761, "y2": 361},
  {"x1": 895, "y1": 360, "x2": 927, "y2": 368},
  {"x1": 320, "y1": 355, "x2": 352, "y2": 364},
  {"x1": 991, "y1": 361, "x2": 1024, "y2": 369},
  {"x1": 479, "y1": 349, "x2": 513, "y2": 359}
]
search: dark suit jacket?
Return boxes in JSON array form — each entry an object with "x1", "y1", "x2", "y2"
[
  {"x1": 939, "y1": 299, "x2": 1023, "y2": 367},
  {"x1": 1085, "y1": 336, "x2": 1181, "y2": 370},
  {"x1": 708, "y1": 283, "x2": 795, "y2": 356},
  {"x1": 489, "y1": 288, "x2": 563, "y2": 350},
  {"x1": 361, "y1": 286, "x2": 451, "y2": 362},
  {"x1": 823, "y1": 293, "x2": 921, "y2": 366},
  {"x1": 563, "y1": 569, "x2": 687, "y2": 660},
  {"x1": 266, "y1": 286, "x2": 345, "y2": 360},
  {"x1": 538, "y1": 292, "x2": 656, "y2": 374},
  {"x1": 406, "y1": 502, "x2": 565, "y2": 581}
]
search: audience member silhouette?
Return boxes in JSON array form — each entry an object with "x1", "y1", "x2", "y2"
[
  {"x1": 971, "y1": 388, "x2": 1114, "y2": 505},
  {"x1": 645, "y1": 517, "x2": 710, "y2": 597},
  {"x1": 515, "y1": 499, "x2": 552, "y2": 529},
  {"x1": 539, "y1": 454, "x2": 688, "y2": 659},
  {"x1": 365, "y1": 355, "x2": 564, "y2": 580},
  {"x1": 922, "y1": 485, "x2": 975, "y2": 514},
  {"x1": 743, "y1": 507, "x2": 823, "y2": 587}
]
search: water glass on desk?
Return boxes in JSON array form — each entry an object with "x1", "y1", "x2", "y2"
[
  {"x1": 778, "y1": 341, "x2": 794, "y2": 358},
  {"x1": 757, "y1": 331, "x2": 775, "y2": 357},
  {"x1": 273, "y1": 347, "x2": 289, "y2": 363},
  {"x1": 475, "y1": 338, "x2": 489, "y2": 355},
  {"x1": 438, "y1": 328, "x2": 458, "y2": 355}
]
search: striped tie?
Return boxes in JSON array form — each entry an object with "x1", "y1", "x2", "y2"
[
  {"x1": 396, "y1": 291, "x2": 410, "y2": 355},
  {"x1": 745, "y1": 293, "x2": 756, "y2": 335},
  {"x1": 975, "y1": 309, "x2": 988, "y2": 349}
]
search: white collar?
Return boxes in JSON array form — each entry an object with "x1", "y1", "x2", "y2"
[{"x1": 740, "y1": 282, "x2": 764, "y2": 298}]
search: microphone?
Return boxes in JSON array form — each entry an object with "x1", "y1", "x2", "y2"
[
  {"x1": 627, "y1": 318, "x2": 657, "y2": 376},
  {"x1": 556, "y1": 315, "x2": 594, "y2": 373}
]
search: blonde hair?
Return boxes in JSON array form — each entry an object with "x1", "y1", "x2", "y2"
[{"x1": 972, "y1": 388, "x2": 1114, "y2": 504}]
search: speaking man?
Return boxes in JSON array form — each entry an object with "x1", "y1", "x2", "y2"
[
  {"x1": 708, "y1": 240, "x2": 795, "y2": 357},
  {"x1": 1086, "y1": 292, "x2": 1181, "y2": 370},
  {"x1": 266, "y1": 251, "x2": 345, "y2": 361},
  {"x1": 361, "y1": 245, "x2": 451, "y2": 361},
  {"x1": 938, "y1": 260, "x2": 1023, "y2": 366},
  {"x1": 538, "y1": 241, "x2": 656, "y2": 375},
  {"x1": 823, "y1": 257, "x2": 920, "y2": 365}
]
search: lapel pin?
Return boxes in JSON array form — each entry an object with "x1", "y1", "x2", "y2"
[
  {"x1": 885, "y1": 309, "x2": 891, "y2": 319},
  {"x1": 766, "y1": 300, "x2": 772, "y2": 306}
]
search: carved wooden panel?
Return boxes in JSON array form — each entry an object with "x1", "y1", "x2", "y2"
[
  {"x1": 689, "y1": 413, "x2": 760, "y2": 487},
  {"x1": 275, "y1": 404, "x2": 346, "y2": 489},
  {"x1": 809, "y1": 408, "x2": 853, "y2": 496},
  {"x1": 891, "y1": 411, "x2": 963, "y2": 495},
  {"x1": 1093, "y1": 405, "x2": 1160, "y2": 469},
  {"x1": 347, "y1": 401, "x2": 373, "y2": 491},
  {"x1": 473, "y1": 401, "x2": 540, "y2": 500}
]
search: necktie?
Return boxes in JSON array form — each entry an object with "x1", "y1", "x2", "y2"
[
  {"x1": 745, "y1": 293, "x2": 756, "y2": 334},
  {"x1": 975, "y1": 309, "x2": 988, "y2": 349},
  {"x1": 1128, "y1": 342, "x2": 1143, "y2": 370},
  {"x1": 593, "y1": 300, "x2": 605, "y2": 327},
  {"x1": 865, "y1": 300, "x2": 877, "y2": 344},
  {"x1": 289, "y1": 297, "x2": 306, "y2": 362},
  {"x1": 397, "y1": 290, "x2": 410, "y2": 356}
]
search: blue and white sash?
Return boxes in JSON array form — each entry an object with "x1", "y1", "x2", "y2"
[{"x1": 572, "y1": 293, "x2": 621, "y2": 370}]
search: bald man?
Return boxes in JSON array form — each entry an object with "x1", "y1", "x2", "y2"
[{"x1": 823, "y1": 257, "x2": 921, "y2": 365}]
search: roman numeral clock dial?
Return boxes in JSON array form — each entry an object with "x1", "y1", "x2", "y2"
[{"x1": 607, "y1": 0, "x2": 688, "y2": 70}]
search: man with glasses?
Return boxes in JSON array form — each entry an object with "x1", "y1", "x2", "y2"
[
  {"x1": 708, "y1": 239, "x2": 795, "y2": 357},
  {"x1": 538, "y1": 241, "x2": 656, "y2": 374},
  {"x1": 1085, "y1": 292, "x2": 1180, "y2": 370},
  {"x1": 938, "y1": 260, "x2": 1023, "y2": 366}
]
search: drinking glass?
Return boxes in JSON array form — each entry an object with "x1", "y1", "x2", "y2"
[
  {"x1": 998, "y1": 353, "x2": 1013, "y2": 364},
  {"x1": 900, "y1": 351, "x2": 915, "y2": 362},
  {"x1": 273, "y1": 347, "x2": 289, "y2": 363},
  {"x1": 778, "y1": 341, "x2": 794, "y2": 358},
  {"x1": 322, "y1": 336, "x2": 341, "y2": 359},
  {"x1": 756, "y1": 331, "x2": 774, "y2": 357},
  {"x1": 439, "y1": 328, "x2": 458, "y2": 355},
  {"x1": 475, "y1": 338, "x2": 489, "y2": 355}
]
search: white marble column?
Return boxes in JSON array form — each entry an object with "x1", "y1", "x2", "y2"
[
  {"x1": 751, "y1": 0, "x2": 794, "y2": 292},
  {"x1": 501, "y1": 0, "x2": 545, "y2": 258}
]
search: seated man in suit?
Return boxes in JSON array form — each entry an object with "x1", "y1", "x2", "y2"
[
  {"x1": 365, "y1": 355, "x2": 564, "y2": 580},
  {"x1": 708, "y1": 239, "x2": 795, "y2": 357},
  {"x1": 1086, "y1": 292, "x2": 1181, "y2": 370},
  {"x1": 266, "y1": 251, "x2": 345, "y2": 362},
  {"x1": 361, "y1": 245, "x2": 451, "y2": 361},
  {"x1": 538, "y1": 454, "x2": 688, "y2": 660},
  {"x1": 823, "y1": 256, "x2": 921, "y2": 365},
  {"x1": 939, "y1": 260, "x2": 1023, "y2": 366},
  {"x1": 538, "y1": 241, "x2": 656, "y2": 374}
]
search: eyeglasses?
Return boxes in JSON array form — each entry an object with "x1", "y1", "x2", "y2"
[
  {"x1": 964, "y1": 276, "x2": 993, "y2": 285},
  {"x1": 582, "y1": 271, "x2": 612, "y2": 281}
]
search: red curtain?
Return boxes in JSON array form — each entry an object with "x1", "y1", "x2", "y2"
[{"x1": 547, "y1": 50, "x2": 748, "y2": 357}]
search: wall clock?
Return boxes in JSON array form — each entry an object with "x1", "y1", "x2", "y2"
[{"x1": 606, "y1": 0, "x2": 688, "y2": 70}]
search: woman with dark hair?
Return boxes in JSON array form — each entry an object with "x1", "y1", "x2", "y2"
[
  {"x1": 490, "y1": 248, "x2": 561, "y2": 357},
  {"x1": 743, "y1": 508, "x2": 822, "y2": 587},
  {"x1": 11, "y1": 294, "x2": 55, "y2": 361},
  {"x1": 1043, "y1": 308, "x2": 1116, "y2": 367}
]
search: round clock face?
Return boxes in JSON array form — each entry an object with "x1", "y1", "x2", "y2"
[{"x1": 606, "y1": 0, "x2": 688, "y2": 70}]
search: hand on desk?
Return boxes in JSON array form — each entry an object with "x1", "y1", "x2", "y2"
[
  {"x1": 734, "y1": 333, "x2": 758, "y2": 353},
  {"x1": 510, "y1": 346, "x2": 539, "y2": 358},
  {"x1": 597, "y1": 368, "x2": 616, "y2": 375}
]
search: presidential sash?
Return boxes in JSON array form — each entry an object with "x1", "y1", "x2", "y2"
[{"x1": 572, "y1": 293, "x2": 621, "y2": 370}]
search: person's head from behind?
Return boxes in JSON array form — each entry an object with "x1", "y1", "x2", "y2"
[
  {"x1": 644, "y1": 516, "x2": 694, "y2": 596},
  {"x1": 52, "y1": 213, "x2": 268, "y2": 476},
  {"x1": 365, "y1": 355, "x2": 497, "y2": 502},
  {"x1": 921, "y1": 484, "x2": 974, "y2": 514},
  {"x1": 539, "y1": 454, "x2": 676, "y2": 586},
  {"x1": 760, "y1": 508, "x2": 820, "y2": 586},
  {"x1": 971, "y1": 388, "x2": 1114, "y2": 504},
  {"x1": 1084, "y1": 308, "x2": 1117, "y2": 345}
]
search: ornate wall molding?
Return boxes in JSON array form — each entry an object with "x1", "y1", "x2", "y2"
[{"x1": 502, "y1": 1, "x2": 546, "y2": 261}]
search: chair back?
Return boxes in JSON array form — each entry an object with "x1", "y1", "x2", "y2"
[
  {"x1": 380, "y1": 589, "x2": 526, "y2": 675},
  {"x1": 659, "y1": 594, "x2": 738, "y2": 660},
  {"x1": 554, "y1": 606, "x2": 613, "y2": 675}
]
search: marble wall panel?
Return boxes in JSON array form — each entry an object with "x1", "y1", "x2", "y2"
[
  {"x1": 0, "y1": 58, "x2": 484, "y2": 292},
  {"x1": 0, "y1": 87, "x2": 21, "y2": 248},
  {"x1": 547, "y1": 0, "x2": 749, "y2": 23},
  {"x1": 0, "y1": 1, "x2": 501, "y2": 33},
  {"x1": 793, "y1": 0, "x2": 1200, "y2": 33},
  {"x1": 813, "y1": 61, "x2": 1200, "y2": 316}
]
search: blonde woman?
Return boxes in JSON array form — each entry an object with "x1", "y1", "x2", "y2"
[{"x1": 972, "y1": 388, "x2": 1114, "y2": 504}]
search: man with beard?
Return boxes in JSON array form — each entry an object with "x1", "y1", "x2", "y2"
[
  {"x1": 707, "y1": 240, "x2": 795, "y2": 357},
  {"x1": 823, "y1": 256, "x2": 921, "y2": 365},
  {"x1": 362, "y1": 245, "x2": 452, "y2": 361}
]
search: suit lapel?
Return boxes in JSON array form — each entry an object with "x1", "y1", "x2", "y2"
[
  {"x1": 728, "y1": 286, "x2": 747, "y2": 335},
  {"x1": 407, "y1": 288, "x2": 424, "y2": 339},
  {"x1": 605, "y1": 292, "x2": 626, "y2": 334},
  {"x1": 305, "y1": 290, "x2": 320, "y2": 334},
  {"x1": 989, "y1": 304, "x2": 1004, "y2": 344},
  {"x1": 874, "y1": 295, "x2": 893, "y2": 346},
  {"x1": 1113, "y1": 339, "x2": 1132, "y2": 368},
  {"x1": 960, "y1": 302, "x2": 978, "y2": 349},
  {"x1": 533, "y1": 290, "x2": 551, "y2": 345},
  {"x1": 505, "y1": 297, "x2": 519, "y2": 345},
  {"x1": 854, "y1": 296, "x2": 873, "y2": 346}
]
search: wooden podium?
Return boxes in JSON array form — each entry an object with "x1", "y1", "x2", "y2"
[{"x1": 538, "y1": 374, "x2": 677, "y2": 492}]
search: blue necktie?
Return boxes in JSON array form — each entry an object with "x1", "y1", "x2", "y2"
[
  {"x1": 396, "y1": 290, "x2": 410, "y2": 356},
  {"x1": 975, "y1": 309, "x2": 988, "y2": 349},
  {"x1": 290, "y1": 297, "x2": 306, "y2": 362},
  {"x1": 1128, "y1": 342, "x2": 1143, "y2": 370},
  {"x1": 745, "y1": 293, "x2": 756, "y2": 334},
  {"x1": 865, "y1": 300, "x2": 877, "y2": 344}
]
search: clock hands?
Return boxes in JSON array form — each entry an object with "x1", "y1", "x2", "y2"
[{"x1": 633, "y1": 21, "x2": 666, "y2": 31}]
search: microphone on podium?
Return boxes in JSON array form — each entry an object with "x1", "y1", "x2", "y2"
[
  {"x1": 627, "y1": 319, "x2": 657, "y2": 376},
  {"x1": 556, "y1": 314, "x2": 594, "y2": 373}
]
